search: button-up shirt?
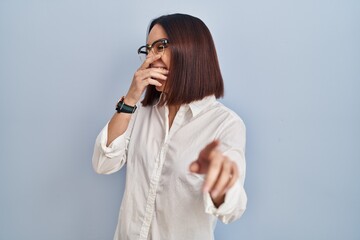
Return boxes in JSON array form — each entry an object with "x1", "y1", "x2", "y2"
[{"x1": 92, "y1": 95, "x2": 247, "y2": 240}]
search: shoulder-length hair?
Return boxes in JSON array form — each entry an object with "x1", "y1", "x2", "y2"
[{"x1": 141, "y1": 13, "x2": 224, "y2": 106}]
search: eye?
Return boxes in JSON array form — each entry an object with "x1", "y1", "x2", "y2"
[{"x1": 156, "y1": 44, "x2": 165, "y2": 52}]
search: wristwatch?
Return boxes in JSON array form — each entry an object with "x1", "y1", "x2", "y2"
[{"x1": 115, "y1": 96, "x2": 137, "y2": 114}]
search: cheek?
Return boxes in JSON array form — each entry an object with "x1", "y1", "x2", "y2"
[{"x1": 163, "y1": 54, "x2": 171, "y2": 69}]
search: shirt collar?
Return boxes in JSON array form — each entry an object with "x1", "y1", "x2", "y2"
[
  {"x1": 153, "y1": 94, "x2": 217, "y2": 117},
  {"x1": 188, "y1": 95, "x2": 216, "y2": 117}
]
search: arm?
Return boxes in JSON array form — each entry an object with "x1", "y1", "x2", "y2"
[
  {"x1": 190, "y1": 117, "x2": 247, "y2": 223},
  {"x1": 92, "y1": 54, "x2": 168, "y2": 174},
  {"x1": 92, "y1": 111, "x2": 137, "y2": 175},
  {"x1": 108, "y1": 53, "x2": 167, "y2": 146}
]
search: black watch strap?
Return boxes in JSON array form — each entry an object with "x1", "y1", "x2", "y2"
[{"x1": 116, "y1": 97, "x2": 137, "y2": 114}]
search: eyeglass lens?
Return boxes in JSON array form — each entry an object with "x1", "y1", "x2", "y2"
[{"x1": 138, "y1": 40, "x2": 167, "y2": 62}]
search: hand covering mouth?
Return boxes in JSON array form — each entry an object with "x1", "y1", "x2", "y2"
[{"x1": 150, "y1": 65, "x2": 168, "y2": 70}]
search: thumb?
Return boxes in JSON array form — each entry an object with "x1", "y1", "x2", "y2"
[{"x1": 189, "y1": 161, "x2": 200, "y2": 173}]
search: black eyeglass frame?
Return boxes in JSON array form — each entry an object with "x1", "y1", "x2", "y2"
[{"x1": 137, "y1": 38, "x2": 170, "y2": 55}]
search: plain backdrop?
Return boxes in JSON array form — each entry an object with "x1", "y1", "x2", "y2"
[{"x1": 0, "y1": 0, "x2": 359, "y2": 239}]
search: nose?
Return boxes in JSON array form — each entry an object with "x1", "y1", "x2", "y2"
[
  {"x1": 147, "y1": 48, "x2": 163, "y2": 59},
  {"x1": 149, "y1": 53, "x2": 164, "y2": 65},
  {"x1": 146, "y1": 50, "x2": 159, "y2": 63},
  {"x1": 150, "y1": 60, "x2": 163, "y2": 69}
]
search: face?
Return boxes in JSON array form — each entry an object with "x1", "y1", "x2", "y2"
[{"x1": 146, "y1": 24, "x2": 171, "y2": 92}]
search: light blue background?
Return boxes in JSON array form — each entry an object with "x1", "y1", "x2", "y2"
[{"x1": 1, "y1": 0, "x2": 359, "y2": 239}]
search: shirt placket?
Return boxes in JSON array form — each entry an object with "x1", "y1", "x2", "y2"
[{"x1": 138, "y1": 106, "x2": 188, "y2": 240}]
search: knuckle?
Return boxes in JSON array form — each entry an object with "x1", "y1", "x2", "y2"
[
  {"x1": 208, "y1": 151, "x2": 216, "y2": 160},
  {"x1": 206, "y1": 171, "x2": 216, "y2": 181},
  {"x1": 217, "y1": 151, "x2": 224, "y2": 159},
  {"x1": 232, "y1": 162, "x2": 239, "y2": 174},
  {"x1": 210, "y1": 151, "x2": 220, "y2": 160},
  {"x1": 223, "y1": 159, "x2": 232, "y2": 169},
  {"x1": 210, "y1": 161, "x2": 221, "y2": 170},
  {"x1": 134, "y1": 71, "x2": 141, "y2": 78}
]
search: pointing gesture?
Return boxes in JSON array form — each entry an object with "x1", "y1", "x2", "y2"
[{"x1": 189, "y1": 140, "x2": 239, "y2": 206}]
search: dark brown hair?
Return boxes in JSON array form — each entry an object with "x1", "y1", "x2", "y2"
[{"x1": 141, "y1": 13, "x2": 224, "y2": 106}]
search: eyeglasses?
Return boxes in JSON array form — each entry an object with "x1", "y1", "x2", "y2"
[{"x1": 137, "y1": 38, "x2": 169, "y2": 61}]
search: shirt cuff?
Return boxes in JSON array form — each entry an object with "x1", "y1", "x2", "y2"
[
  {"x1": 99, "y1": 122, "x2": 127, "y2": 158},
  {"x1": 203, "y1": 180, "x2": 247, "y2": 224}
]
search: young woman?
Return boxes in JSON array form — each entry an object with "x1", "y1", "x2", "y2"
[{"x1": 92, "y1": 13, "x2": 247, "y2": 240}]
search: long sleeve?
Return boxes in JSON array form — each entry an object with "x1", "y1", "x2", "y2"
[
  {"x1": 203, "y1": 114, "x2": 247, "y2": 224},
  {"x1": 98, "y1": 97, "x2": 248, "y2": 239},
  {"x1": 92, "y1": 111, "x2": 138, "y2": 175}
]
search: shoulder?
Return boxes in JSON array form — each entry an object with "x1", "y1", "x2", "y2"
[
  {"x1": 211, "y1": 100, "x2": 246, "y2": 130},
  {"x1": 210, "y1": 101, "x2": 246, "y2": 154}
]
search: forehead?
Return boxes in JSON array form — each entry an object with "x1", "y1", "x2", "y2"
[{"x1": 147, "y1": 24, "x2": 168, "y2": 45}]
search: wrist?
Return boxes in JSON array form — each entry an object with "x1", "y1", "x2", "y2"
[
  {"x1": 116, "y1": 96, "x2": 137, "y2": 114},
  {"x1": 124, "y1": 94, "x2": 138, "y2": 106}
]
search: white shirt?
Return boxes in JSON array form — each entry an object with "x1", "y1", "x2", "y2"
[{"x1": 92, "y1": 95, "x2": 247, "y2": 240}]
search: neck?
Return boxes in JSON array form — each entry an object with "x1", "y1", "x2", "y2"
[
  {"x1": 168, "y1": 104, "x2": 181, "y2": 113},
  {"x1": 167, "y1": 104, "x2": 181, "y2": 130}
]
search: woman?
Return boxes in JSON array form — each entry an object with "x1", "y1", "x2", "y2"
[{"x1": 92, "y1": 13, "x2": 247, "y2": 240}]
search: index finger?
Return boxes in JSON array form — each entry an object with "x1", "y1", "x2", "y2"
[
  {"x1": 199, "y1": 140, "x2": 220, "y2": 160},
  {"x1": 138, "y1": 54, "x2": 162, "y2": 70}
]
